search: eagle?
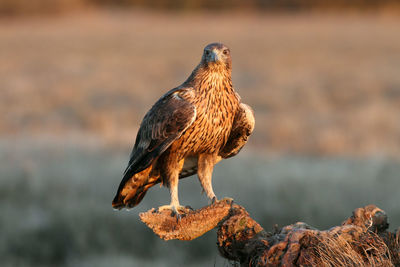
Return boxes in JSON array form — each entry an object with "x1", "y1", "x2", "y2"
[{"x1": 112, "y1": 43, "x2": 255, "y2": 215}]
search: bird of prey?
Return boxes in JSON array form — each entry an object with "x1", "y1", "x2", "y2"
[{"x1": 112, "y1": 43, "x2": 255, "y2": 214}]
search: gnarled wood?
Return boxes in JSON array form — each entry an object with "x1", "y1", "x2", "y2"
[
  {"x1": 139, "y1": 198, "x2": 234, "y2": 241},
  {"x1": 140, "y1": 202, "x2": 400, "y2": 266}
]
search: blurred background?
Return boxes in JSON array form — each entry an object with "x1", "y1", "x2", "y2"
[{"x1": 1, "y1": 1, "x2": 400, "y2": 266}]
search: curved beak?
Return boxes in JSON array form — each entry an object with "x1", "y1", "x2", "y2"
[
  {"x1": 206, "y1": 49, "x2": 220, "y2": 63},
  {"x1": 209, "y1": 50, "x2": 219, "y2": 62}
]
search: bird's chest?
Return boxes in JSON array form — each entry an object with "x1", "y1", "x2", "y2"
[{"x1": 178, "y1": 88, "x2": 238, "y2": 154}]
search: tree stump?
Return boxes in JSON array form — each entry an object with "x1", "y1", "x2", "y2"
[{"x1": 140, "y1": 200, "x2": 400, "y2": 266}]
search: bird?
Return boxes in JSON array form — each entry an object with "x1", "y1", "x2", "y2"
[{"x1": 112, "y1": 42, "x2": 255, "y2": 215}]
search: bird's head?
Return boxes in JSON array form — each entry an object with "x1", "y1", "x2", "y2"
[{"x1": 201, "y1": 43, "x2": 232, "y2": 70}]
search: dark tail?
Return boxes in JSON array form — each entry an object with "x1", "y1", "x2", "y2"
[{"x1": 112, "y1": 164, "x2": 161, "y2": 209}]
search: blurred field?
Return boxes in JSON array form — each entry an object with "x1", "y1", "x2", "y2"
[
  {"x1": 1, "y1": 11, "x2": 400, "y2": 156},
  {"x1": 1, "y1": 139, "x2": 400, "y2": 267},
  {"x1": 1, "y1": 10, "x2": 400, "y2": 267}
]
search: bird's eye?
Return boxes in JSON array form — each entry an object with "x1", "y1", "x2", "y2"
[
  {"x1": 205, "y1": 50, "x2": 210, "y2": 55},
  {"x1": 223, "y1": 49, "x2": 229, "y2": 55}
]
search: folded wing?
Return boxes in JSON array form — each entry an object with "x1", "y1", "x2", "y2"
[
  {"x1": 112, "y1": 88, "x2": 196, "y2": 206},
  {"x1": 219, "y1": 103, "x2": 255, "y2": 159}
]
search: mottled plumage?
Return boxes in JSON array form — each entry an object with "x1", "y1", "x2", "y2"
[{"x1": 112, "y1": 43, "x2": 255, "y2": 213}]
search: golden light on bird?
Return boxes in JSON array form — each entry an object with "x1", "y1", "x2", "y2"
[{"x1": 112, "y1": 43, "x2": 255, "y2": 217}]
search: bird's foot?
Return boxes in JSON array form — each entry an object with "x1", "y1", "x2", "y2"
[
  {"x1": 220, "y1": 197, "x2": 233, "y2": 202},
  {"x1": 157, "y1": 204, "x2": 188, "y2": 213},
  {"x1": 207, "y1": 196, "x2": 218, "y2": 205},
  {"x1": 209, "y1": 197, "x2": 233, "y2": 205},
  {"x1": 157, "y1": 205, "x2": 190, "y2": 221},
  {"x1": 185, "y1": 205, "x2": 194, "y2": 211}
]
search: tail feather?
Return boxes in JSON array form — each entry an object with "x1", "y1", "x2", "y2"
[{"x1": 112, "y1": 165, "x2": 161, "y2": 209}]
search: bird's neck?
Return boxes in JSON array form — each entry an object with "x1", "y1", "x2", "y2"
[{"x1": 191, "y1": 65, "x2": 233, "y2": 95}]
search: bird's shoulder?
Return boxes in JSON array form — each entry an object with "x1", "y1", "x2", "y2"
[
  {"x1": 136, "y1": 86, "x2": 196, "y2": 144},
  {"x1": 144, "y1": 86, "x2": 195, "y2": 114},
  {"x1": 164, "y1": 86, "x2": 196, "y2": 102}
]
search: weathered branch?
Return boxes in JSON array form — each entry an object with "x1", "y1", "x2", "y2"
[
  {"x1": 139, "y1": 198, "x2": 235, "y2": 241},
  {"x1": 140, "y1": 200, "x2": 400, "y2": 266}
]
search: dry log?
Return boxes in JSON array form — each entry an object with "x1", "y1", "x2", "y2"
[{"x1": 140, "y1": 200, "x2": 400, "y2": 266}]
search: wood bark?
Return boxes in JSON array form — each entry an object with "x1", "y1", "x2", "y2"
[{"x1": 140, "y1": 199, "x2": 399, "y2": 266}]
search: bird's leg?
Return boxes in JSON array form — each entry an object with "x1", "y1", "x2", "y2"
[
  {"x1": 168, "y1": 172, "x2": 186, "y2": 218},
  {"x1": 197, "y1": 154, "x2": 217, "y2": 204},
  {"x1": 157, "y1": 158, "x2": 187, "y2": 216}
]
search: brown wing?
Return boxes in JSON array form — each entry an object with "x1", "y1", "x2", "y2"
[
  {"x1": 219, "y1": 103, "x2": 255, "y2": 159},
  {"x1": 112, "y1": 87, "x2": 196, "y2": 205}
]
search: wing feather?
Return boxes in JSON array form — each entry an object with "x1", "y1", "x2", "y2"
[
  {"x1": 219, "y1": 103, "x2": 255, "y2": 159},
  {"x1": 115, "y1": 87, "x2": 196, "y2": 197}
]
